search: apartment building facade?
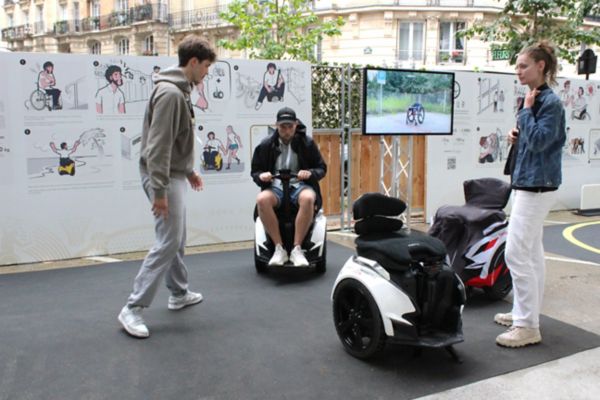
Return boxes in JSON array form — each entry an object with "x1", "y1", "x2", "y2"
[{"x1": 1, "y1": 0, "x2": 598, "y2": 75}]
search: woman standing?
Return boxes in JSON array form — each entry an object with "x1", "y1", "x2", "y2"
[{"x1": 495, "y1": 42, "x2": 566, "y2": 348}]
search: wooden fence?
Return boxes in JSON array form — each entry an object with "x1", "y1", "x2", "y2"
[{"x1": 313, "y1": 131, "x2": 426, "y2": 216}]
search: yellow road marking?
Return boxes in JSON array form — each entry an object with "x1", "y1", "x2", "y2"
[{"x1": 562, "y1": 221, "x2": 600, "y2": 255}]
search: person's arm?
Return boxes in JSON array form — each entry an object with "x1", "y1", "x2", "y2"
[
  {"x1": 68, "y1": 140, "x2": 81, "y2": 155},
  {"x1": 304, "y1": 139, "x2": 327, "y2": 182},
  {"x1": 250, "y1": 142, "x2": 272, "y2": 188},
  {"x1": 49, "y1": 142, "x2": 58, "y2": 154},
  {"x1": 144, "y1": 86, "x2": 181, "y2": 201},
  {"x1": 517, "y1": 97, "x2": 565, "y2": 154},
  {"x1": 118, "y1": 90, "x2": 126, "y2": 114},
  {"x1": 95, "y1": 88, "x2": 103, "y2": 113}
]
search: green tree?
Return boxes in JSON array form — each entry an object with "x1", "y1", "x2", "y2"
[
  {"x1": 459, "y1": 0, "x2": 600, "y2": 64},
  {"x1": 218, "y1": 0, "x2": 344, "y2": 62}
]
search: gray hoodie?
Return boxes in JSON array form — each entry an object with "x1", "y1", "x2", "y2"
[{"x1": 139, "y1": 66, "x2": 195, "y2": 199}]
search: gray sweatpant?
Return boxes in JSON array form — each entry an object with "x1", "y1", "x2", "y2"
[{"x1": 127, "y1": 174, "x2": 189, "y2": 308}]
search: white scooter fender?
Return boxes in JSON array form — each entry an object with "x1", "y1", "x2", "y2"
[
  {"x1": 332, "y1": 256, "x2": 416, "y2": 337},
  {"x1": 308, "y1": 210, "x2": 327, "y2": 257}
]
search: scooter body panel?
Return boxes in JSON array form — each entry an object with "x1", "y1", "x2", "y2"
[{"x1": 332, "y1": 256, "x2": 416, "y2": 337}]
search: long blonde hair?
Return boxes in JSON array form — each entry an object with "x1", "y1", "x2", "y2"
[{"x1": 520, "y1": 41, "x2": 558, "y2": 86}]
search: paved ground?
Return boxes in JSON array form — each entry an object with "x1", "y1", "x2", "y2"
[{"x1": 1, "y1": 210, "x2": 599, "y2": 399}]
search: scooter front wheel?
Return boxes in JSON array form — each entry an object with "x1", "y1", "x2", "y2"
[
  {"x1": 254, "y1": 252, "x2": 267, "y2": 274},
  {"x1": 332, "y1": 279, "x2": 385, "y2": 359}
]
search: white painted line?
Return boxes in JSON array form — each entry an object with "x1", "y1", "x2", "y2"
[
  {"x1": 83, "y1": 256, "x2": 123, "y2": 263},
  {"x1": 545, "y1": 255, "x2": 600, "y2": 266}
]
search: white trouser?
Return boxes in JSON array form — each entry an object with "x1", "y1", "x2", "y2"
[{"x1": 505, "y1": 189, "x2": 556, "y2": 329}]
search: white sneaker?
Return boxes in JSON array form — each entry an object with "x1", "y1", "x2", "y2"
[
  {"x1": 168, "y1": 291, "x2": 204, "y2": 310},
  {"x1": 494, "y1": 312, "x2": 513, "y2": 327},
  {"x1": 268, "y1": 244, "x2": 288, "y2": 266},
  {"x1": 289, "y1": 245, "x2": 309, "y2": 267},
  {"x1": 118, "y1": 306, "x2": 149, "y2": 338},
  {"x1": 496, "y1": 326, "x2": 542, "y2": 348}
]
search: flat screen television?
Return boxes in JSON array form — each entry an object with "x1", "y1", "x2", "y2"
[{"x1": 362, "y1": 67, "x2": 455, "y2": 135}]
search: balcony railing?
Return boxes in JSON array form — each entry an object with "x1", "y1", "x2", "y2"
[
  {"x1": 51, "y1": 3, "x2": 168, "y2": 36},
  {"x1": 54, "y1": 20, "x2": 82, "y2": 35},
  {"x1": 169, "y1": 5, "x2": 229, "y2": 31},
  {"x1": 311, "y1": 0, "x2": 495, "y2": 10},
  {"x1": 1, "y1": 24, "x2": 32, "y2": 41}
]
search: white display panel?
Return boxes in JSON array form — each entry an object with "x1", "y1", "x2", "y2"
[
  {"x1": 0, "y1": 53, "x2": 312, "y2": 265},
  {"x1": 426, "y1": 71, "x2": 600, "y2": 221}
]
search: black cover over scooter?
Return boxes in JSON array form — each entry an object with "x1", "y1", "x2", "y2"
[{"x1": 428, "y1": 178, "x2": 511, "y2": 276}]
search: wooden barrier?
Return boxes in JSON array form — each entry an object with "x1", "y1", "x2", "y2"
[{"x1": 313, "y1": 131, "x2": 426, "y2": 216}]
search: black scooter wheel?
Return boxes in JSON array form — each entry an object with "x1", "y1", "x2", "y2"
[
  {"x1": 484, "y1": 243, "x2": 512, "y2": 300},
  {"x1": 332, "y1": 279, "x2": 385, "y2": 359},
  {"x1": 254, "y1": 253, "x2": 267, "y2": 274}
]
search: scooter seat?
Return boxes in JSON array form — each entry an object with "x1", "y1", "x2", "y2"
[{"x1": 356, "y1": 230, "x2": 446, "y2": 271}]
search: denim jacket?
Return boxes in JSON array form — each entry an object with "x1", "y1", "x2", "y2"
[{"x1": 512, "y1": 88, "x2": 566, "y2": 188}]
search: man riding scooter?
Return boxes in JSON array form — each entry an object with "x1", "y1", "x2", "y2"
[{"x1": 251, "y1": 107, "x2": 327, "y2": 267}]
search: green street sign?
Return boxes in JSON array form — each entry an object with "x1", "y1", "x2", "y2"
[{"x1": 492, "y1": 49, "x2": 511, "y2": 61}]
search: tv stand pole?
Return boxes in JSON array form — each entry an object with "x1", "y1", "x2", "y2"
[{"x1": 379, "y1": 135, "x2": 413, "y2": 229}]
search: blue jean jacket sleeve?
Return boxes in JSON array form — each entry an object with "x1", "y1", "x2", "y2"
[{"x1": 517, "y1": 98, "x2": 565, "y2": 154}]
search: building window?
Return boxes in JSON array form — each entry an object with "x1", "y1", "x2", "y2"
[
  {"x1": 91, "y1": 1, "x2": 101, "y2": 18},
  {"x1": 8, "y1": 14, "x2": 14, "y2": 27},
  {"x1": 59, "y1": 4, "x2": 67, "y2": 21},
  {"x1": 116, "y1": 0, "x2": 129, "y2": 11},
  {"x1": 439, "y1": 21, "x2": 465, "y2": 63},
  {"x1": 398, "y1": 21, "x2": 424, "y2": 62},
  {"x1": 90, "y1": 41, "x2": 101, "y2": 54},
  {"x1": 118, "y1": 38, "x2": 129, "y2": 55},
  {"x1": 143, "y1": 35, "x2": 154, "y2": 55}
]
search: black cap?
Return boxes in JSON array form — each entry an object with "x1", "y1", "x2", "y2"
[{"x1": 276, "y1": 107, "x2": 297, "y2": 124}]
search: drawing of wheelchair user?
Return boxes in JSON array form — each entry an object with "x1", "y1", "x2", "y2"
[
  {"x1": 202, "y1": 131, "x2": 225, "y2": 171},
  {"x1": 50, "y1": 139, "x2": 80, "y2": 176},
  {"x1": 571, "y1": 86, "x2": 591, "y2": 120},
  {"x1": 406, "y1": 102, "x2": 425, "y2": 125},
  {"x1": 30, "y1": 61, "x2": 62, "y2": 111},
  {"x1": 255, "y1": 62, "x2": 285, "y2": 110},
  {"x1": 478, "y1": 130, "x2": 500, "y2": 164}
]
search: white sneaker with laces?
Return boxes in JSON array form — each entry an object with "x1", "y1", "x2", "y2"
[
  {"x1": 494, "y1": 312, "x2": 513, "y2": 327},
  {"x1": 269, "y1": 244, "x2": 288, "y2": 266},
  {"x1": 118, "y1": 306, "x2": 149, "y2": 338},
  {"x1": 168, "y1": 291, "x2": 204, "y2": 310},
  {"x1": 290, "y1": 245, "x2": 309, "y2": 267},
  {"x1": 496, "y1": 326, "x2": 542, "y2": 348}
]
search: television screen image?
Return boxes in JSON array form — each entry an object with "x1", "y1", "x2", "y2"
[{"x1": 362, "y1": 68, "x2": 455, "y2": 135}]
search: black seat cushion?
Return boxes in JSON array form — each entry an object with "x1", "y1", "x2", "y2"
[
  {"x1": 464, "y1": 178, "x2": 511, "y2": 209},
  {"x1": 354, "y1": 216, "x2": 403, "y2": 235},
  {"x1": 353, "y1": 193, "x2": 407, "y2": 220},
  {"x1": 356, "y1": 230, "x2": 446, "y2": 271}
]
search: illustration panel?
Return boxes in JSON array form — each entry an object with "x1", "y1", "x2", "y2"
[{"x1": 19, "y1": 55, "x2": 89, "y2": 113}]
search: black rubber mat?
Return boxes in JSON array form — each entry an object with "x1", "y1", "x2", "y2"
[
  {"x1": 544, "y1": 222, "x2": 600, "y2": 265},
  {"x1": 0, "y1": 242, "x2": 598, "y2": 400}
]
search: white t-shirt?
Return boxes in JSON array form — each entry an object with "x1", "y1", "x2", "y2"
[
  {"x1": 96, "y1": 85, "x2": 125, "y2": 114},
  {"x1": 263, "y1": 70, "x2": 279, "y2": 87}
]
